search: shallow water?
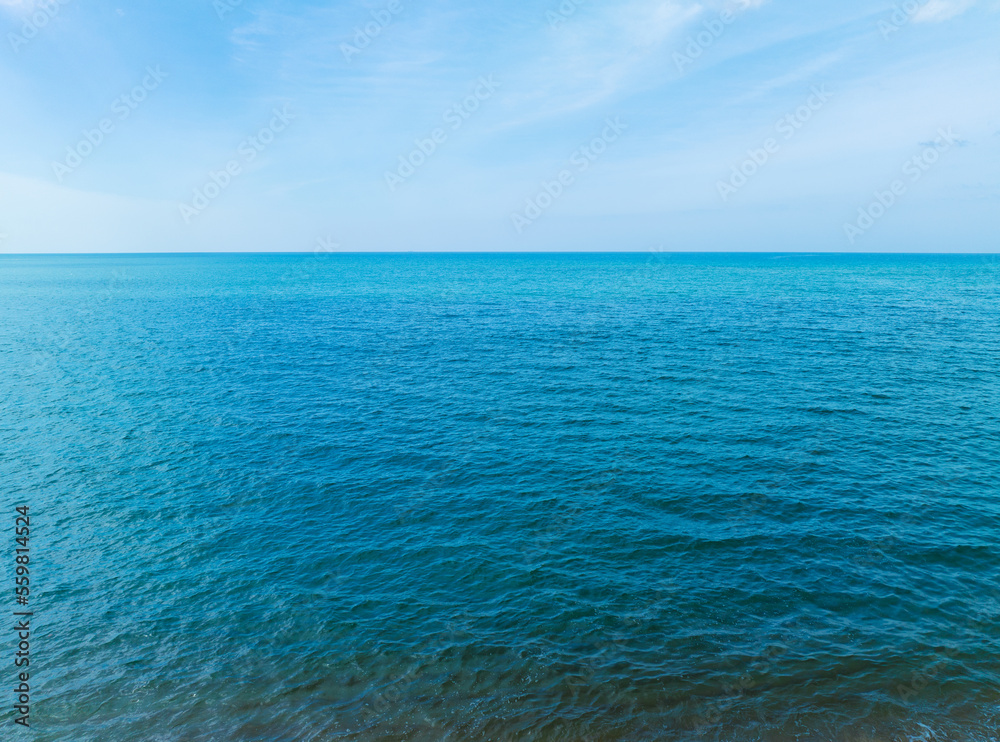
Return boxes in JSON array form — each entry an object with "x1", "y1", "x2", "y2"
[{"x1": 2, "y1": 253, "x2": 999, "y2": 740}]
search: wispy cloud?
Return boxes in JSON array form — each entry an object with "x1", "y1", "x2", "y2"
[
  {"x1": 2, "y1": 0, "x2": 997, "y2": 252},
  {"x1": 727, "y1": 52, "x2": 843, "y2": 106},
  {"x1": 495, "y1": 0, "x2": 774, "y2": 127},
  {"x1": 914, "y1": 0, "x2": 978, "y2": 22}
]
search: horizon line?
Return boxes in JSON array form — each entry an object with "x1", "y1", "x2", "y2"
[{"x1": 1, "y1": 251, "x2": 998, "y2": 257}]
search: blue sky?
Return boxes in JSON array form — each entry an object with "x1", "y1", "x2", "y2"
[{"x1": 1, "y1": 0, "x2": 998, "y2": 252}]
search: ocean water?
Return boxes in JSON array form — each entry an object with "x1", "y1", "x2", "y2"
[{"x1": 2, "y1": 252, "x2": 999, "y2": 741}]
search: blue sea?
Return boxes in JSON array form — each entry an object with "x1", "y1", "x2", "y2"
[{"x1": 2, "y1": 253, "x2": 999, "y2": 741}]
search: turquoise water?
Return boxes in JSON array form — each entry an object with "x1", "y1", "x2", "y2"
[{"x1": 2, "y1": 253, "x2": 999, "y2": 741}]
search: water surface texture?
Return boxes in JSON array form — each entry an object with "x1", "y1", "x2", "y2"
[{"x1": 2, "y1": 253, "x2": 999, "y2": 741}]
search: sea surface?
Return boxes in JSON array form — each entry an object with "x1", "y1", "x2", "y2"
[{"x1": 2, "y1": 252, "x2": 999, "y2": 741}]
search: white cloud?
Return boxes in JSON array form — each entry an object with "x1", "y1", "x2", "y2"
[
  {"x1": 913, "y1": 0, "x2": 978, "y2": 23},
  {"x1": 618, "y1": 0, "x2": 704, "y2": 48},
  {"x1": 500, "y1": 0, "x2": 770, "y2": 123}
]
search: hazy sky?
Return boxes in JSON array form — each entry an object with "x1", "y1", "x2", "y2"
[{"x1": 1, "y1": 0, "x2": 998, "y2": 252}]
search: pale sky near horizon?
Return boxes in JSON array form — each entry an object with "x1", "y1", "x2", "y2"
[{"x1": 1, "y1": 0, "x2": 998, "y2": 253}]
